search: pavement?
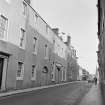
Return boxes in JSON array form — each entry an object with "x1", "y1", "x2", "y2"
[
  {"x1": 0, "y1": 81, "x2": 78, "y2": 98},
  {"x1": 0, "y1": 81, "x2": 91, "y2": 105},
  {"x1": 0, "y1": 82, "x2": 70, "y2": 97},
  {"x1": 79, "y1": 83, "x2": 103, "y2": 105}
]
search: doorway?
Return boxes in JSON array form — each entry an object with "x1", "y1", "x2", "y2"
[{"x1": 0, "y1": 58, "x2": 4, "y2": 89}]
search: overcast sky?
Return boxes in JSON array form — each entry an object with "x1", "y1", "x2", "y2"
[{"x1": 31, "y1": 0, "x2": 98, "y2": 74}]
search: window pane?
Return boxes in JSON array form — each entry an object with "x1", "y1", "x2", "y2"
[
  {"x1": 0, "y1": 15, "x2": 7, "y2": 39},
  {"x1": 20, "y1": 28, "x2": 25, "y2": 48},
  {"x1": 17, "y1": 62, "x2": 23, "y2": 77}
]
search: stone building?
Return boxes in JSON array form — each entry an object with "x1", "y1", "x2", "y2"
[
  {"x1": 65, "y1": 37, "x2": 79, "y2": 81},
  {"x1": 97, "y1": 0, "x2": 105, "y2": 85},
  {"x1": 0, "y1": 0, "x2": 79, "y2": 91},
  {"x1": 97, "y1": 0, "x2": 105, "y2": 98}
]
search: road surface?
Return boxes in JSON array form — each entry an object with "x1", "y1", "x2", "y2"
[{"x1": 0, "y1": 82, "x2": 91, "y2": 105}]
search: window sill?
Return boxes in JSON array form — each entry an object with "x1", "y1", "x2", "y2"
[
  {"x1": 19, "y1": 46, "x2": 25, "y2": 50},
  {"x1": 51, "y1": 79, "x2": 55, "y2": 82},
  {"x1": 31, "y1": 78, "x2": 36, "y2": 81},
  {"x1": 16, "y1": 77, "x2": 23, "y2": 80}
]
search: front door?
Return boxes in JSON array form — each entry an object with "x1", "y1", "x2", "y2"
[{"x1": 0, "y1": 58, "x2": 4, "y2": 88}]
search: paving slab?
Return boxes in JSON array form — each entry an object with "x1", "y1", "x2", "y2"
[{"x1": 79, "y1": 84, "x2": 103, "y2": 105}]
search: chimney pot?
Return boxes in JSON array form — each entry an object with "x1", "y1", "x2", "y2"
[{"x1": 24, "y1": 0, "x2": 31, "y2": 4}]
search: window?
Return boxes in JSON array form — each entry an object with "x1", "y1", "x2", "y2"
[
  {"x1": 33, "y1": 37, "x2": 38, "y2": 54},
  {"x1": 31, "y1": 65, "x2": 36, "y2": 80},
  {"x1": 20, "y1": 28, "x2": 25, "y2": 48},
  {"x1": 23, "y1": 2, "x2": 27, "y2": 16},
  {"x1": 42, "y1": 66, "x2": 48, "y2": 73},
  {"x1": 45, "y1": 44, "x2": 49, "y2": 59},
  {"x1": 0, "y1": 15, "x2": 8, "y2": 40},
  {"x1": 51, "y1": 63, "x2": 55, "y2": 81},
  {"x1": 17, "y1": 62, "x2": 24, "y2": 80}
]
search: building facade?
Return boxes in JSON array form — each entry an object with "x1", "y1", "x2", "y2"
[
  {"x1": 0, "y1": 0, "x2": 79, "y2": 91},
  {"x1": 97, "y1": 0, "x2": 105, "y2": 98},
  {"x1": 97, "y1": 0, "x2": 105, "y2": 82},
  {"x1": 65, "y1": 40, "x2": 79, "y2": 81}
]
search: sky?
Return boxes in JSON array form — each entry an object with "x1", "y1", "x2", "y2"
[{"x1": 31, "y1": 0, "x2": 98, "y2": 74}]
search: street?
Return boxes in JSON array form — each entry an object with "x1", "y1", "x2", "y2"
[{"x1": 0, "y1": 82, "x2": 91, "y2": 105}]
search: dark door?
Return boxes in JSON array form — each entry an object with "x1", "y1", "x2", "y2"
[{"x1": 0, "y1": 58, "x2": 4, "y2": 88}]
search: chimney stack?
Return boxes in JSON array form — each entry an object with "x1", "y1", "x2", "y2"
[
  {"x1": 52, "y1": 28, "x2": 59, "y2": 35},
  {"x1": 24, "y1": 0, "x2": 31, "y2": 4}
]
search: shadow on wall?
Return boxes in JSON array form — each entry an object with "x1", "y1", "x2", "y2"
[{"x1": 99, "y1": 83, "x2": 105, "y2": 105}]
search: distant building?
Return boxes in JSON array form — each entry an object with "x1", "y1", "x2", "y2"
[{"x1": 82, "y1": 69, "x2": 89, "y2": 80}]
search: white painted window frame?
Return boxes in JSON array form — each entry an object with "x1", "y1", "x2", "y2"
[
  {"x1": 19, "y1": 28, "x2": 26, "y2": 49},
  {"x1": 0, "y1": 15, "x2": 8, "y2": 41},
  {"x1": 31, "y1": 65, "x2": 37, "y2": 81},
  {"x1": 16, "y1": 62, "x2": 24, "y2": 80},
  {"x1": 33, "y1": 37, "x2": 38, "y2": 55}
]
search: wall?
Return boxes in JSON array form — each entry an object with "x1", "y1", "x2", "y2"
[{"x1": 0, "y1": 0, "x2": 78, "y2": 90}]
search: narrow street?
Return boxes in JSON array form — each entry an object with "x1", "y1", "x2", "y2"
[
  {"x1": 0, "y1": 82, "x2": 91, "y2": 105},
  {"x1": 0, "y1": 0, "x2": 103, "y2": 105}
]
